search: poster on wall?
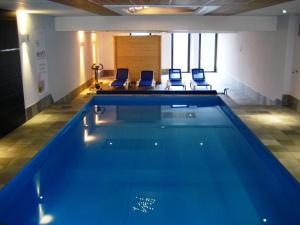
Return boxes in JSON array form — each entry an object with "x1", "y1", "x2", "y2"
[{"x1": 34, "y1": 29, "x2": 48, "y2": 95}]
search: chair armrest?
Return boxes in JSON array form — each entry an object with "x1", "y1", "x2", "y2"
[
  {"x1": 190, "y1": 80, "x2": 196, "y2": 90},
  {"x1": 124, "y1": 79, "x2": 130, "y2": 89},
  {"x1": 166, "y1": 80, "x2": 171, "y2": 90},
  {"x1": 136, "y1": 80, "x2": 141, "y2": 87},
  {"x1": 152, "y1": 80, "x2": 156, "y2": 87},
  {"x1": 182, "y1": 81, "x2": 186, "y2": 90}
]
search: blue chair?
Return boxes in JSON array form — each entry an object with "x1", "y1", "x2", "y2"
[
  {"x1": 136, "y1": 70, "x2": 156, "y2": 88},
  {"x1": 167, "y1": 69, "x2": 186, "y2": 90},
  {"x1": 110, "y1": 68, "x2": 130, "y2": 89},
  {"x1": 190, "y1": 68, "x2": 212, "y2": 90}
]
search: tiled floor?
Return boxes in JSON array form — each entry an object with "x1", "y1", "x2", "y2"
[
  {"x1": 0, "y1": 80, "x2": 300, "y2": 189},
  {"x1": 232, "y1": 104, "x2": 300, "y2": 180},
  {"x1": 0, "y1": 91, "x2": 92, "y2": 189}
]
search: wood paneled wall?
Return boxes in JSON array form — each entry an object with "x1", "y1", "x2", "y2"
[{"x1": 114, "y1": 35, "x2": 161, "y2": 83}]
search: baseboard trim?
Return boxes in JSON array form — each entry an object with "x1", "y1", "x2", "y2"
[
  {"x1": 25, "y1": 95, "x2": 53, "y2": 120},
  {"x1": 56, "y1": 77, "x2": 94, "y2": 104},
  {"x1": 101, "y1": 70, "x2": 114, "y2": 77},
  {"x1": 282, "y1": 95, "x2": 300, "y2": 112},
  {"x1": 226, "y1": 75, "x2": 281, "y2": 105},
  {"x1": 25, "y1": 78, "x2": 94, "y2": 120}
]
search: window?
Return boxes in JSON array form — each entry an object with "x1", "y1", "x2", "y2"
[
  {"x1": 200, "y1": 33, "x2": 217, "y2": 72},
  {"x1": 172, "y1": 33, "x2": 189, "y2": 72},
  {"x1": 171, "y1": 33, "x2": 217, "y2": 72},
  {"x1": 190, "y1": 33, "x2": 200, "y2": 70}
]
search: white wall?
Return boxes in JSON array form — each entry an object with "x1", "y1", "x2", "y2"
[
  {"x1": 17, "y1": 13, "x2": 95, "y2": 107},
  {"x1": 291, "y1": 16, "x2": 300, "y2": 99},
  {"x1": 46, "y1": 29, "x2": 95, "y2": 102},
  {"x1": 217, "y1": 16, "x2": 295, "y2": 101},
  {"x1": 161, "y1": 33, "x2": 171, "y2": 69},
  {"x1": 55, "y1": 15, "x2": 277, "y2": 32},
  {"x1": 97, "y1": 32, "x2": 118, "y2": 70}
]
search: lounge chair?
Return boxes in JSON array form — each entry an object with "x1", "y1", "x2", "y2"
[
  {"x1": 167, "y1": 69, "x2": 186, "y2": 90},
  {"x1": 110, "y1": 68, "x2": 130, "y2": 89},
  {"x1": 190, "y1": 68, "x2": 212, "y2": 90},
  {"x1": 136, "y1": 70, "x2": 156, "y2": 88}
]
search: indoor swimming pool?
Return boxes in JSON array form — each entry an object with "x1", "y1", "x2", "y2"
[{"x1": 0, "y1": 96, "x2": 300, "y2": 225}]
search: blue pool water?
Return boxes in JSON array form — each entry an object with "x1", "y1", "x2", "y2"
[{"x1": 0, "y1": 96, "x2": 300, "y2": 225}]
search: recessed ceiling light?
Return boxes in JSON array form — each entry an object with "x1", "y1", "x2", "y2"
[
  {"x1": 282, "y1": 9, "x2": 287, "y2": 14},
  {"x1": 128, "y1": 6, "x2": 148, "y2": 13}
]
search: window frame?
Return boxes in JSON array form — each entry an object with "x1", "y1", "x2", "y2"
[{"x1": 171, "y1": 33, "x2": 218, "y2": 73}]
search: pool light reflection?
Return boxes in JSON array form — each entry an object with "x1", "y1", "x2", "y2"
[
  {"x1": 95, "y1": 114, "x2": 106, "y2": 125},
  {"x1": 84, "y1": 129, "x2": 96, "y2": 143},
  {"x1": 83, "y1": 116, "x2": 96, "y2": 142},
  {"x1": 39, "y1": 204, "x2": 54, "y2": 224}
]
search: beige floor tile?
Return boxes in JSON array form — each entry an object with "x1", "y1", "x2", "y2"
[{"x1": 261, "y1": 139, "x2": 281, "y2": 146}]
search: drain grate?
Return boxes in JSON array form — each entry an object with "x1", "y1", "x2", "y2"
[
  {"x1": 162, "y1": 112, "x2": 197, "y2": 119},
  {"x1": 185, "y1": 112, "x2": 196, "y2": 118}
]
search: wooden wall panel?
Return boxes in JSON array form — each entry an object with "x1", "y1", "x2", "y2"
[{"x1": 114, "y1": 36, "x2": 161, "y2": 83}]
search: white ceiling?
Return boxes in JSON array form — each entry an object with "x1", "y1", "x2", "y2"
[
  {"x1": 241, "y1": 0, "x2": 300, "y2": 16},
  {"x1": 1, "y1": 0, "x2": 300, "y2": 17},
  {"x1": 0, "y1": 0, "x2": 95, "y2": 16}
]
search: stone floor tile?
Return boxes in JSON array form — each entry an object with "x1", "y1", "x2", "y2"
[
  {"x1": 281, "y1": 130, "x2": 300, "y2": 135},
  {"x1": 261, "y1": 139, "x2": 281, "y2": 146},
  {"x1": 268, "y1": 145, "x2": 286, "y2": 152},
  {"x1": 285, "y1": 146, "x2": 300, "y2": 152},
  {"x1": 276, "y1": 139, "x2": 296, "y2": 146}
]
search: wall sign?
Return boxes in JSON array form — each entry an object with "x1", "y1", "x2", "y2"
[{"x1": 34, "y1": 29, "x2": 48, "y2": 94}]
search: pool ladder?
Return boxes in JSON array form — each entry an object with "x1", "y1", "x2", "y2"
[{"x1": 94, "y1": 105, "x2": 106, "y2": 115}]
